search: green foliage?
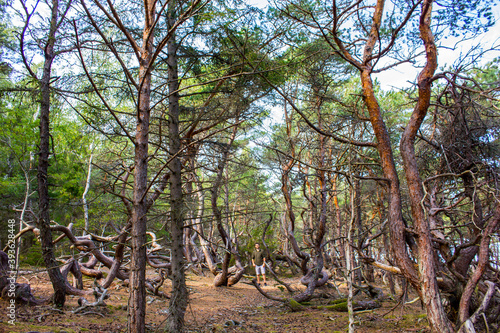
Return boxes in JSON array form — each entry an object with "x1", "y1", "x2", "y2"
[
  {"x1": 0, "y1": 6, "x2": 497, "y2": 329},
  {"x1": 0, "y1": 73, "x2": 107, "y2": 242},
  {"x1": 0, "y1": 0, "x2": 14, "y2": 76},
  {"x1": 0, "y1": 85, "x2": 39, "y2": 244},
  {"x1": 20, "y1": 242, "x2": 44, "y2": 266},
  {"x1": 434, "y1": 0, "x2": 495, "y2": 37}
]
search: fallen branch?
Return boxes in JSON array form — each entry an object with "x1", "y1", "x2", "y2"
[
  {"x1": 35, "y1": 308, "x2": 64, "y2": 322},
  {"x1": 405, "y1": 297, "x2": 420, "y2": 305},
  {"x1": 145, "y1": 269, "x2": 170, "y2": 298},
  {"x1": 72, "y1": 288, "x2": 108, "y2": 314},
  {"x1": 80, "y1": 311, "x2": 106, "y2": 317},
  {"x1": 251, "y1": 278, "x2": 285, "y2": 302},
  {"x1": 360, "y1": 257, "x2": 402, "y2": 275},
  {"x1": 266, "y1": 263, "x2": 295, "y2": 293}
]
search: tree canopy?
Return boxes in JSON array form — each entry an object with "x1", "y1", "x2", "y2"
[{"x1": 1, "y1": 0, "x2": 499, "y2": 332}]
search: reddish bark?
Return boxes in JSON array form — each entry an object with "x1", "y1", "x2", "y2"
[
  {"x1": 458, "y1": 204, "x2": 500, "y2": 324},
  {"x1": 331, "y1": 0, "x2": 453, "y2": 331},
  {"x1": 359, "y1": 68, "x2": 418, "y2": 287},
  {"x1": 399, "y1": 1, "x2": 453, "y2": 331}
]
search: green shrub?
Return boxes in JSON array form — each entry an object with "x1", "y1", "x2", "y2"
[{"x1": 20, "y1": 244, "x2": 44, "y2": 266}]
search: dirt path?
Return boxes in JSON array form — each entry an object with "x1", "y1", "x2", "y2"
[{"x1": 0, "y1": 271, "x2": 431, "y2": 332}]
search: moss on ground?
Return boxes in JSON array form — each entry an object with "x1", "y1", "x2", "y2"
[
  {"x1": 318, "y1": 301, "x2": 358, "y2": 312},
  {"x1": 286, "y1": 298, "x2": 305, "y2": 312}
]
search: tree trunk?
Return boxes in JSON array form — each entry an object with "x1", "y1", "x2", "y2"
[
  {"x1": 211, "y1": 125, "x2": 238, "y2": 287},
  {"x1": 166, "y1": 1, "x2": 188, "y2": 330},
  {"x1": 193, "y1": 183, "x2": 218, "y2": 275},
  {"x1": 128, "y1": 1, "x2": 155, "y2": 331},
  {"x1": 354, "y1": 178, "x2": 363, "y2": 284},
  {"x1": 360, "y1": 69, "x2": 419, "y2": 285},
  {"x1": 328, "y1": 1, "x2": 453, "y2": 328},
  {"x1": 37, "y1": 0, "x2": 67, "y2": 308},
  {"x1": 281, "y1": 103, "x2": 310, "y2": 274},
  {"x1": 82, "y1": 151, "x2": 93, "y2": 236},
  {"x1": 399, "y1": 2, "x2": 453, "y2": 332},
  {"x1": 331, "y1": 174, "x2": 345, "y2": 271}
]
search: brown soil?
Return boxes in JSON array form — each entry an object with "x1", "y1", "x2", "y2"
[{"x1": 0, "y1": 269, "x2": 431, "y2": 333}]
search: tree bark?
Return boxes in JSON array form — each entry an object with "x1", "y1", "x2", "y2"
[
  {"x1": 360, "y1": 70, "x2": 418, "y2": 285},
  {"x1": 166, "y1": 1, "x2": 188, "y2": 330},
  {"x1": 281, "y1": 102, "x2": 310, "y2": 274},
  {"x1": 36, "y1": 0, "x2": 67, "y2": 308},
  {"x1": 399, "y1": 2, "x2": 453, "y2": 331},
  {"x1": 128, "y1": 0, "x2": 155, "y2": 330},
  {"x1": 193, "y1": 184, "x2": 218, "y2": 275},
  {"x1": 211, "y1": 125, "x2": 238, "y2": 287},
  {"x1": 333, "y1": 0, "x2": 452, "y2": 331},
  {"x1": 82, "y1": 151, "x2": 93, "y2": 236},
  {"x1": 458, "y1": 204, "x2": 500, "y2": 325}
]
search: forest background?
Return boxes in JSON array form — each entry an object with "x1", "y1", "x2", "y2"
[{"x1": 0, "y1": 0, "x2": 500, "y2": 332}]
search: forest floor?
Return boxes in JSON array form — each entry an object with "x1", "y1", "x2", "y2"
[{"x1": 0, "y1": 268, "x2": 431, "y2": 333}]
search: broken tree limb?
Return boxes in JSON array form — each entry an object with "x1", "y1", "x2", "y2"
[
  {"x1": 72, "y1": 288, "x2": 108, "y2": 314},
  {"x1": 146, "y1": 231, "x2": 163, "y2": 253},
  {"x1": 360, "y1": 257, "x2": 402, "y2": 275},
  {"x1": 318, "y1": 299, "x2": 381, "y2": 312},
  {"x1": 2, "y1": 225, "x2": 36, "y2": 252}
]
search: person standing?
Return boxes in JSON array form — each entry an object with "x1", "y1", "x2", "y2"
[{"x1": 251, "y1": 243, "x2": 267, "y2": 286}]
